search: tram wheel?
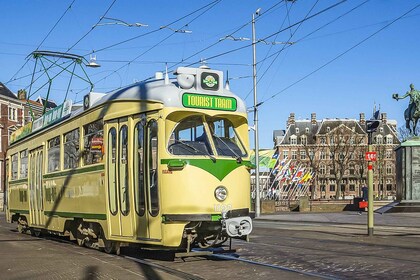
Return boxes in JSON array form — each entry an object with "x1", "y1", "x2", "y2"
[
  {"x1": 76, "y1": 237, "x2": 85, "y2": 247},
  {"x1": 103, "y1": 240, "x2": 120, "y2": 255},
  {"x1": 30, "y1": 229, "x2": 42, "y2": 237}
]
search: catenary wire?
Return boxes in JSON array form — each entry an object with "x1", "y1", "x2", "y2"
[{"x1": 256, "y1": 3, "x2": 420, "y2": 109}]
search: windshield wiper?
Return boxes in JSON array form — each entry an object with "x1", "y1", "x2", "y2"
[
  {"x1": 211, "y1": 134, "x2": 243, "y2": 163},
  {"x1": 175, "y1": 139, "x2": 216, "y2": 162}
]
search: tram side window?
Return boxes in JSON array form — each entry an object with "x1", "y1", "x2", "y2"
[
  {"x1": 48, "y1": 136, "x2": 61, "y2": 172},
  {"x1": 20, "y1": 150, "x2": 28, "y2": 178},
  {"x1": 209, "y1": 118, "x2": 247, "y2": 157},
  {"x1": 11, "y1": 153, "x2": 18, "y2": 180},
  {"x1": 64, "y1": 128, "x2": 80, "y2": 169},
  {"x1": 134, "y1": 122, "x2": 146, "y2": 216},
  {"x1": 83, "y1": 120, "x2": 104, "y2": 165},
  {"x1": 148, "y1": 120, "x2": 159, "y2": 216}
]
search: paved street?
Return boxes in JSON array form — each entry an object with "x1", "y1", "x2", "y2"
[{"x1": 1, "y1": 211, "x2": 420, "y2": 279}]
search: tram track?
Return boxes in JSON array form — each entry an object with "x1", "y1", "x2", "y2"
[{"x1": 210, "y1": 253, "x2": 340, "y2": 280}]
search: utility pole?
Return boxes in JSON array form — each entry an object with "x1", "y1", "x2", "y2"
[
  {"x1": 252, "y1": 8, "x2": 261, "y2": 218},
  {"x1": 366, "y1": 118, "x2": 380, "y2": 236}
]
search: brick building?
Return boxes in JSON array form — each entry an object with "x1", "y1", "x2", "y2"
[{"x1": 274, "y1": 112, "x2": 400, "y2": 200}]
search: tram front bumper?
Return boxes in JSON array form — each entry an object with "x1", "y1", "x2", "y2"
[{"x1": 221, "y1": 208, "x2": 253, "y2": 237}]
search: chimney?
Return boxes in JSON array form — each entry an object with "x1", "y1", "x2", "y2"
[
  {"x1": 287, "y1": 113, "x2": 295, "y2": 127},
  {"x1": 381, "y1": 113, "x2": 387, "y2": 124},
  {"x1": 18, "y1": 89, "x2": 27, "y2": 100},
  {"x1": 359, "y1": 113, "x2": 365, "y2": 125},
  {"x1": 311, "y1": 113, "x2": 317, "y2": 125}
]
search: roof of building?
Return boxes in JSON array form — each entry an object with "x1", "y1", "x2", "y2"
[
  {"x1": 0, "y1": 82, "x2": 17, "y2": 99},
  {"x1": 278, "y1": 113, "x2": 400, "y2": 146}
]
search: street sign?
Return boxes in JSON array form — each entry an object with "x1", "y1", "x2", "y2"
[{"x1": 365, "y1": 152, "x2": 377, "y2": 161}]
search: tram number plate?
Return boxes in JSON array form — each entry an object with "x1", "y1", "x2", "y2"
[{"x1": 214, "y1": 204, "x2": 232, "y2": 212}]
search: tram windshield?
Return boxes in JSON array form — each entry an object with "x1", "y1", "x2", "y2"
[{"x1": 168, "y1": 115, "x2": 247, "y2": 158}]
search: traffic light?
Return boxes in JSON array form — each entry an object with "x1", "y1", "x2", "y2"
[{"x1": 366, "y1": 120, "x2": 380, "y2": 133}]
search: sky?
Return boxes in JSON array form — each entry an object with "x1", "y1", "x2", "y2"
[{"x1": 1, "y1": 0, "x2": 420, "y2": 149}]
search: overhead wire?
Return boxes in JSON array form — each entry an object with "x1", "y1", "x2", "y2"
[
  {"x1": 257, "y1": 2, "x2": 420, "y2": 108},
  {"x1": 93, "y1": 0, "x2": 222, "y2": 88},
  {"x1": 250, "y1": 0, "x2": 319, "y2": 101},
  {"x1": 66, "y1": 0, "x2": 118, "y2": 52}
]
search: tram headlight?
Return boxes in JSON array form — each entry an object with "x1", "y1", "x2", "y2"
[{"x1": 214, "y1": 186, "x2": 228, "y2": 202}]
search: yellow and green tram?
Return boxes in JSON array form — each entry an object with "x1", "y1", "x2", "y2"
[{"x1": 6, "y1": 66, "x2": 253, "y2": 254}]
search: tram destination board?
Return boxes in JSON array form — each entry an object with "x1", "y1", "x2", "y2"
[{"x1": 182, "y1": 93, "x2": 237, "y2": 111}]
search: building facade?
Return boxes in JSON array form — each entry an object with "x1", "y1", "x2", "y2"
[
  {"x1": 0, "y1": 83, "x2": 25, "y2": 207},
  {"x1": 274, "y1": 112, "x2": 400, "y2": 200}
]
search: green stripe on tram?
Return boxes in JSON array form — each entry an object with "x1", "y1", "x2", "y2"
[
  {"x1": 44, "y1": 211, "x2": 107, "y2": 220},
  {"x1": 161, "y1": 158, "x2": 251, "y2": 181},
  {"x1": 43, "y1": 164, "x2": 105, "y2": 179},
  {"x1": 10, "y1": 209, "x2": 30, "y2": 214}
]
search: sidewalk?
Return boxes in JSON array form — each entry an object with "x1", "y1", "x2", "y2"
[{"x1": 256, "y1": 211, "x2": 420, "y2": 228}]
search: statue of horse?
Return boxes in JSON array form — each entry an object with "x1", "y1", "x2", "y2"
[{"x1": 393, "y1": 84, "x2": 420, "y2": 136}]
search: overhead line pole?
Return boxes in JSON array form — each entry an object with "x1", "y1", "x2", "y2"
[{"x1": 252, "y1": 8, "x2": 261, "y2": 218}]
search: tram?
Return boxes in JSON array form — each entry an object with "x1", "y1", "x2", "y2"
[{"x1": 6, "y1": 66, "x2": 253, "y2": 255}]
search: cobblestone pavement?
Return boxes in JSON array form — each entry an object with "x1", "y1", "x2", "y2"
[{"x1": 1, "y1": 211, "x2": 420, "y2": 279}]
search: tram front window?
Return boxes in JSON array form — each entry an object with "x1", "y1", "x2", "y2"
[
  {"x1": 168, "y1": 116, "x2": 212, "y2": 156},
  {"x1": 208, "y1": 117, "x2": 247, "y2": 158},
  {"x1": 168, "y1": 115, "x2": 247, "y2": 159}
]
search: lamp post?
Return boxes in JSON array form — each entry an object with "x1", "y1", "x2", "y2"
[{"x1": 252, "y1": 8, "x2": 261, "y2": 217}]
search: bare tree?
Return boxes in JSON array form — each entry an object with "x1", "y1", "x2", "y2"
[{"x1": 327, "y1": 124, "x2": 366, "y2": 198}]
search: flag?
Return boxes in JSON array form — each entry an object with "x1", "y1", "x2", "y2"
[
  {"x1": 268, "y1": 150, "x2": 280, "y2": 169},
  {"x1": 250, "y1": 149, "x2": 275, "y2": 169},
  {"x1": 292, "y1": 167, "x2": 305, "y2": 182}
]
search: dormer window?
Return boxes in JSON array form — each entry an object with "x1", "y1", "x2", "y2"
[
  {"x1": 327, "y1": 126, "x2": 330, "y2": 132},
  {"x1": 290, "y1": 135, "x2": 297, "y2": 145},
  {"x1": 295, "y1": 128, "x2": 299, "y2": 134},
  {"x1": 305, "y1": 127, "x2": 309, "y2": 133}
]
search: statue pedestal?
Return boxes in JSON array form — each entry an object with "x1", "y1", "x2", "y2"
[{"x1": 396, "y1": 137, "x2": 420, "y2": 201}]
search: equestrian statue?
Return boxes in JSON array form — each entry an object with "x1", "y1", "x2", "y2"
[{"x1": 393, "y1": 83, "x2": 420, "y2": 136}]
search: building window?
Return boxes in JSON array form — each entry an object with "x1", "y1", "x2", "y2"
[
  {"x1": 349, "y1": 165, "x2": 355, "y2": 175},
  {"x1": 320, "y1": 137, "x2": 326, "y2": 144},
  {"x1": 300, "y1": 135, "x2": 307, "y2": 145},
  {"x1": 386, "y1": 164, "x2": 392, "y2": 174},
  {"x1": 283, "y1": 150, "x2": 288, "y2": 159},
  {"x1": 292, "y1": 150, "x2": 297, "y2": 159},
  {"x1": 8, "y1": 106, "x2": 18, "y2": 121},
  {"x1": 327, "y1": 127, "x2": 330, "y2": 132},
  {"x1": 386, "y1": 150, "x2": 392, "y2": 159},
  {"x1": 306, "y1": 127, "x2": 309, "y2": 133},
  {"x1": 320, "y1": 151, "x2": 326, "y2": 160},
  {"x1": 386, "y1": 136, "x2": 393, "y2": 144},
  {"x1": 329, "y1": 152, "x2": 334, "y2": 160},
  {"x1": 339, "y1": 153, "x2": 345, "y2": 160},
  {"x1": 329, "y1": 185, "x2": 335, "y2": 191},
  {"x1": 308, "y1": 150, "x2": 314, "y2": 160},
  {"x1": 376, "y1": 135, "x2": 383, "y2": 144},
  {"x1": 83, "y1": 120, "x2": 104, "y2": 165},
  {"x1": 349, "y1": 185, "x2": 355, "y2": 191},
  {"x1": 386, "y1": 184, "x2": 392, "y2": 191},
  {"x1": 48, "y1": 136, "x2": 61, "y2": 172},
  {"x1": 64, "y1": 128, "x2": 80, "y2": 169},
  {"x1": 320, "y1": 165, "x2": 326, "y2": 175},
  {"x1": 290, "y1": 135, "x2": 297, "y2": 145},
  {"x1": 300, "y1": 150, "x2": 306, "y2": 160},
  {"x1": 295, "y1": 128, "x2": 299, "y2": 134},
  {"x1": 20, "y1": 150, "x2": 28, "y2": 179}
]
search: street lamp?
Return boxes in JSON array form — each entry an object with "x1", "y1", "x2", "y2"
[{"x1": 160, "y1": 26, "x2": 192, "y2": 33}]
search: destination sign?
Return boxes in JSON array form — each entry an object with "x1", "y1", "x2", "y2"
[{"x1": 182, "y1": 93, "x2": 237, "y2": 111}]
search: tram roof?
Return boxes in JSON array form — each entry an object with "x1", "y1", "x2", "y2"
[{"x1": 83, "y1": 77, "x2": 247, "y2": 114}]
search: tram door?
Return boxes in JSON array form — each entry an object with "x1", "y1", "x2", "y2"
[
  {"x1": 133, "y1": 114, "x2": 162, "y2": 241},
  {"x1": 29, "y1": 148, "x2": 44, "y2": 226},
  {"x1": 107, "y1": 118, "x2": 134, "y2": 237}
]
